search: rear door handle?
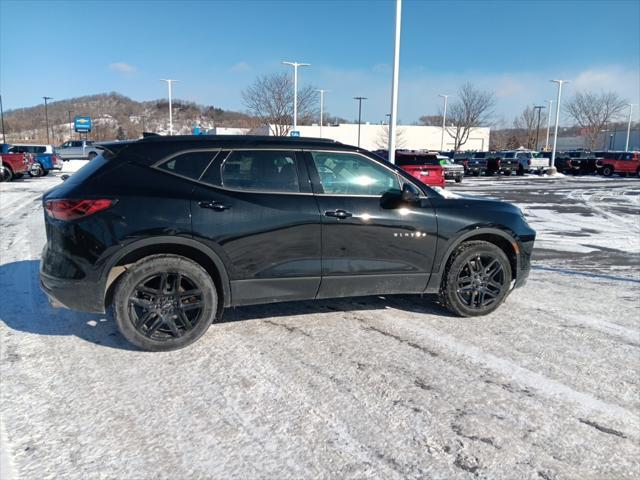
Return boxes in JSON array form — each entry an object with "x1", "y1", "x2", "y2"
[
  {"x1": 324, "y1": 209, "x2": 352, "y2": 219},
  {"x1": 198, "y1": 201, "x2": 230, "y2": 211}
]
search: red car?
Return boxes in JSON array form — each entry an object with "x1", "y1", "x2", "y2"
[
  {"x1": 598, "y1": 151, "x2": 639, "y2": 177},
  {"x1": 394, "y1": 151, "x2": 446, "y2": 187},
  {"x1": 0, "y1": 149, "x2": 33, "y2": 181}
]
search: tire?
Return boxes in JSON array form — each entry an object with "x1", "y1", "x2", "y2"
[
  {"x1": 455, "y1": 177, "x2": 462, "y2": 183},
  {"x1": 3, "y1": 166, "x2": 13, "y2": 181},
  {"x1": 602, "y1": 165, "x2": 613, "y2": 177},
  {"x1": 473, "y1": 171, "x2": 480, "y2": 177},
  {"x1": 504, "y1": 170, "x2": 511, "y2": 176},
  {"x1": 13, "y1": 173, "x2": 23, "y2": 180},
  {"x1": 29, "y1": 163, "x2": 43, "y2": 177},
  {"x1": 113, "y1": 254, "x2": 219, "y2": 351},
  {"x1": 42, "y1": 169, "x2": 50, "y2": 176},
  {"x1": 439, "y1": 240, "x2": 512, "y2": 317},
  {"x1": 517, "y1": 165, "x2": 524, "y2": 176},
  {"x1": 636, "y1": 168, "x2": 640, "y2": 178},
  {"x1": 88, "y1": 152, "x2": 97, "y2": 160}
]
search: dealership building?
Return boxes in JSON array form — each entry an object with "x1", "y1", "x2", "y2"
[{"x1": 206, "y1": 123, "x2": 490, "y2": 151}]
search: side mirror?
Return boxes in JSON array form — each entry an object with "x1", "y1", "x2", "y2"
[
  {"x1": 401, "y1": 183, "x2": 420, "y2": 204},
  {"x1": 380, "y1": 183, "x2": 421, "y2": 209},
  {"x1": 60, "y1": 174, "x2": 70, "y2": 182}
]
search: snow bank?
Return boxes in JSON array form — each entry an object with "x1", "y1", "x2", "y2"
[{"x1": 433, "y1": 186, "x2": 463, "y2": 199}]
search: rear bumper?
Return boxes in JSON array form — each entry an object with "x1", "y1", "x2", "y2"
[
  {"x1": 40, "y1": 269, "x2": 105, "y2": 314},
  {"x1": 444, "y1": 171, "x2": 464, "y2": 180}
]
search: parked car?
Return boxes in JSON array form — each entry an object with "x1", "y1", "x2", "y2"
[
  {"x1": 56, "y1": 140, "x2": 103, "y2": 160},
  {"x1": 393, "y1": 150, "x2": 446, "y2": 187},
  {"x1": 501, "y1": 150, "x2": 549, "y2": 175},
  {"x1": 40, "y1": 135, "x2": 535, "y2": 351},
  {"x1": 493, "y1": 152, "x2": 517, "y2": 175},
  {"x1": 0, "y1": 144, "x2": 33, "y2": 181},
  {"x1": 454, "y1": 152, "x2": 487, "y2": 176},
  {"x1": 437, "y1": 155, "x2": 464, "y2": 182},
  {"x1": 596, "y1": 151, "x2": 640, "y2": 177},
  {"x1": 554, "y1": 150, "x2": 600, "y2": 174},
  {"x1": 8, "y1": 144, "x2": 63, "y2": 177}
]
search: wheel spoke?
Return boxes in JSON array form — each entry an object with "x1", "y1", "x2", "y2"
[
  {"x1": 165, "y1": 317, "x2": 182, "y2": 338},
  {"x1": 159, "y1": 273, "x2": 168, "y2": 293},
  {"x1": 181, "y1": 301, "x2": 203, "y2": 312},
  {"x1": 130, "y1": 297, "x2": 153, "y2": 309},
  {"x1": 136, "y1": 286, "x2": 159, "y2": 296},
  {"x1": 135, "y1": 310, "x2": 156, "y2": 329},
  {"x1": 145, "y1": 316, "x2": 164, "y2": 337},
  {"x1": 178, "y1": 310, "x2": 193, "y2": 329}
]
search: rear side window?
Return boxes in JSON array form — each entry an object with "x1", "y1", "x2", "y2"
[
  {"x1": 220, "y1": 150, "x2": 300, "y2": 193},
  {"x1": 157, "y1": 151, "x2": 217, "y2": 180}
]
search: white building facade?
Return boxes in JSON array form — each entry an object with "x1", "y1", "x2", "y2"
[{"x1": 270, "y1": 123, "x2": 490, "y2": 151}]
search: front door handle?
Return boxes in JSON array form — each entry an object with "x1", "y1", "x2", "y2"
[
  {"x1": 198, "y1": 201, "x2": 230, "y2": 211},
  {"x1": 324, "y1": 209, "x2": 352, "y2": 219}
]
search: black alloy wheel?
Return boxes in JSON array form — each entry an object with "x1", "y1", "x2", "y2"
[
  {"x1": 129, "y1": 272, "x2": 204, "y2": 341},
  {"x1": 114, "y1": 255, "x2": 218, "y2": 351},
  {"x1": 455, "y1": 254, "x2": 506, "y2": 309},
  {"x1": 440, "y1": 240, "x2": 512, "y2": 317}
]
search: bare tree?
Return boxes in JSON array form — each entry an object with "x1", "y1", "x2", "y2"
[
  {"x1": 242, "y1": 72, "x2": 317, "y2": 136},
  {"x1": 445, "y1": 83, "x2": 496, "y2": 151},
  {"x1": 564, "y1": 91, "x2": 627, "y2": 149},
  {"x1": 418, "y1": 115, "x2": 443, "y2": 126},
  {"x1": 513, "y1": 106, "x2": 537, "y2": 149},
  {"x1": 375, "y1": 123, "x2": 408, "y2": 149}
]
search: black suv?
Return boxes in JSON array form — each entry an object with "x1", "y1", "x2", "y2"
[{"x1": 40, "y1": 136, "x2": 535, "y2": 351}]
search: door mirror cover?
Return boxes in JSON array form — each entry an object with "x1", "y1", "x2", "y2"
[
  {"x1": 380, "y1": 183, "x2": 420, "y2": 209},
  {"x1": 401, "y1": 183, "x2": 421, "y2": 204}
]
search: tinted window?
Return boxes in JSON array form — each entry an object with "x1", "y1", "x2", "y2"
[
  {"x1": 396, "y1": 154, "x2": 439, "y2": 166},
  {"x1": 199, "y1": 150, "x2": 229, "y2": 186},
  {"x1": 71, "y1": 141, "x2": 83, "y2": 147},
  {"x1": 475, "y1": 152, "x2": 486, "y2": 158},
  {"x1": 505, "y1": 153, "x2": 516, "y2": 158},
  {"x1": 311, "y1": 151, "x2": 400, "y2": 196},
  {"x1": 158, "y1": 151, "x2": 216, "y2": 180},
  {"x1": 221, "y1": 150, "x2": 300, "y2": 192}
]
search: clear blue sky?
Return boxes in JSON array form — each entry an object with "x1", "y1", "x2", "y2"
[{"x1": 1, "y1": 0, "x2": 639, "y2": 124}]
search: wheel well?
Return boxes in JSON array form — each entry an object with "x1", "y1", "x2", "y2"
[
  {"x1": 104, "y1": 243, "x2": 227, "y2": 312},
  {"x1": 456, "y1": 234, "x2": 518, "y2": 280}
]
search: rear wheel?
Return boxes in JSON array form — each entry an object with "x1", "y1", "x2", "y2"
[
  {"x1": 3, "y1": 166, "x2": 13, "y2": 181},
  {"x1": 602, "y1": 165, "x2": 614, "y2": 177},
  {"x1": 29, "y1": 163, "x2": 44, "y2": 177},
  {"x1": 439, "y1": 241, "x2": 512, "y2": 317},
  {"x1": 113, "y1": 254, "x2": 218, "y2": 351}
]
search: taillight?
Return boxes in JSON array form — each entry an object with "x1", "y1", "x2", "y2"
[{"x1": 44, "y1": 199, "x2": 115, "y2": 221}]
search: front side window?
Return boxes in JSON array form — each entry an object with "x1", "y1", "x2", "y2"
[
  {"x1": 72, "y1": 141, "x2": 83, "y2": 147},
  {"x1": 220, "y1": 150, "x2": 300, "y2": 192},
  {"x1": 157, "y1": 151, "x2": 217, "y2": 180},
  {"x1": 311, "y1": 151, "x2": 400, "y2": 196}
]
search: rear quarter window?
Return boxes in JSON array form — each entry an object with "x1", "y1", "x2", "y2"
[{"x1": 157, "y1": 151, "x2": 218, "y2": 180}]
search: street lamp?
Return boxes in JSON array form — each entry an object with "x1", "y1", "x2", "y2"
[
  {"x1": 550, "y1": 80, "x2": 568, "y2": 171},
  {"x1": 0, "y1": 94, "x2": 6, "y2": 144},
  {"x1": 68, "y1": 110, "x2": 74, "y2": 140},
  {"x1": 354, "y1": 96, "x2": 367, "y2": 147},
  {"x1": 439, "y1": 94, "x2": 449, "y2": 151},
  {"x1": 388, "y1": 0, "x2": 402, "y2": 164},
  {"x1": 545, "y1": 99, "x2": 553, "y2": 150},
  {"x1": 282, "y1": 61, "x2": 310, "y2": 132},
  {"x1": 533, "y1": 105, "x2": 545, "y2": 150},
  {"x1": 625, "y1": 104, "x2": 636, "y2": 151},
  {"x1": 316, "y1": 89, "x2": 329, "y2": 138},
  {"x1": 160, "y1": 79, "x2": 178, "y2": 135},
  {"x1": 43, "y1": 96, "x2": 53, "y2": 143}
]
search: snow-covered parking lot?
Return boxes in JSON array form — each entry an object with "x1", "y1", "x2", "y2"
[{"x1": 1, "y1": 167, "x2": 639, "y2": 479}]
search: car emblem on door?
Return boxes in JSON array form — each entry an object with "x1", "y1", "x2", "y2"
[{"x1": 394, "y1": 232, "x2": 427, "y2": 238}]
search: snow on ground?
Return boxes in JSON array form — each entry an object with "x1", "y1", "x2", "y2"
[{"x1": 1, "y1": 172, "x2": 639, "y2": 479}]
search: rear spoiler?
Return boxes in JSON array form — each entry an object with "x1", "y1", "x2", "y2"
[{"x1": 94, "y1": 141, "x2": 136, "y2": 157}]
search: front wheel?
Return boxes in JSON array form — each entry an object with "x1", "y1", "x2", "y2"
[
  {"x1": 602, "y1": 165, "x2": 614, "y2": 177},
  {"x1": 29, "y1": 163, "x2": 44, "y2": 177},
  {"x1": 439, "y1": 241, "x2": 512, "y2": 317},
  {"x1": 113, "y1": 254, "x2": 218, "y2": 351}
]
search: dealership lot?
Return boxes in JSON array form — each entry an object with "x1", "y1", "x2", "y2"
[{"x1": 1, "y1": 170, "x2": 638, "y2": 479}]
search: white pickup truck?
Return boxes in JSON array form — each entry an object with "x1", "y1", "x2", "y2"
[
  {"x1": 502, "y1": 150, "x2": 548, "y2": 175},
  {"x1": 56, "y1": 140, "x2": 103, "y2": 160}
]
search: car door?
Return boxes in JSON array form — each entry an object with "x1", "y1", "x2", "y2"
[
  {"x1": 305, "y1": 150, "x2": 438, "y2": 299},
  {"x1": 189, "y1": 149, "x2": 322, "y2": 306}
]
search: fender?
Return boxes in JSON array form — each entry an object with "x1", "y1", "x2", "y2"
[
  {"x1": 425, "y1": 225, "x2": 521, "y2": 293},
  {"x1": 101, "y1": 235, "x2": 232, "y2": 307}
]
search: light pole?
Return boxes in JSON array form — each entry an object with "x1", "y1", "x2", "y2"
[
  {"x1": 68, "y1": 110, "x2": 74, "y2": 140},
  {"x1": 550, "y1": 80, "x2": 568, "y2": 171},
  {"x1": 545, "y1": 99, "x2": 553, "y2": 150},
  {"x1": 160, "y1": 79, "x2": 178, "y2": 135},
  {"x1": 533, "y1": 105, "x2": 545, "y2": 150},
  {"x1": 625, "y1": 104, "x2": 635, "y2": 151},
  {"x1": 354, "y1": 96, "x2": 367, "y2": 147},
  {"x1": 388, "y1": 0, "x2": 402, "y2": 164},
  {"x1": 282, "y1": 61, "x2": 310, "y2": 132},
  {"x1": 439, "y1": 94, "x2": 449, "y2": 151},
  {"x1": 43, "y1": 96, "x2": 53, "y2": 143},
  {"x1": 316, "y1": 89, "x2": 329, "y2": 138}
]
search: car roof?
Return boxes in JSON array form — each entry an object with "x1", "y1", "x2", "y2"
[{"x1": 137, "y1": 135, "x2": 344, "y2": 149}]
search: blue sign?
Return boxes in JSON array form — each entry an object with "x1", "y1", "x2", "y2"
[
  {"x1": 290, "y1": 130, "x2": 300, "y2": 137},
  {"x1": 74, "y1": 116, "x2": 92, "y2": 133}
]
